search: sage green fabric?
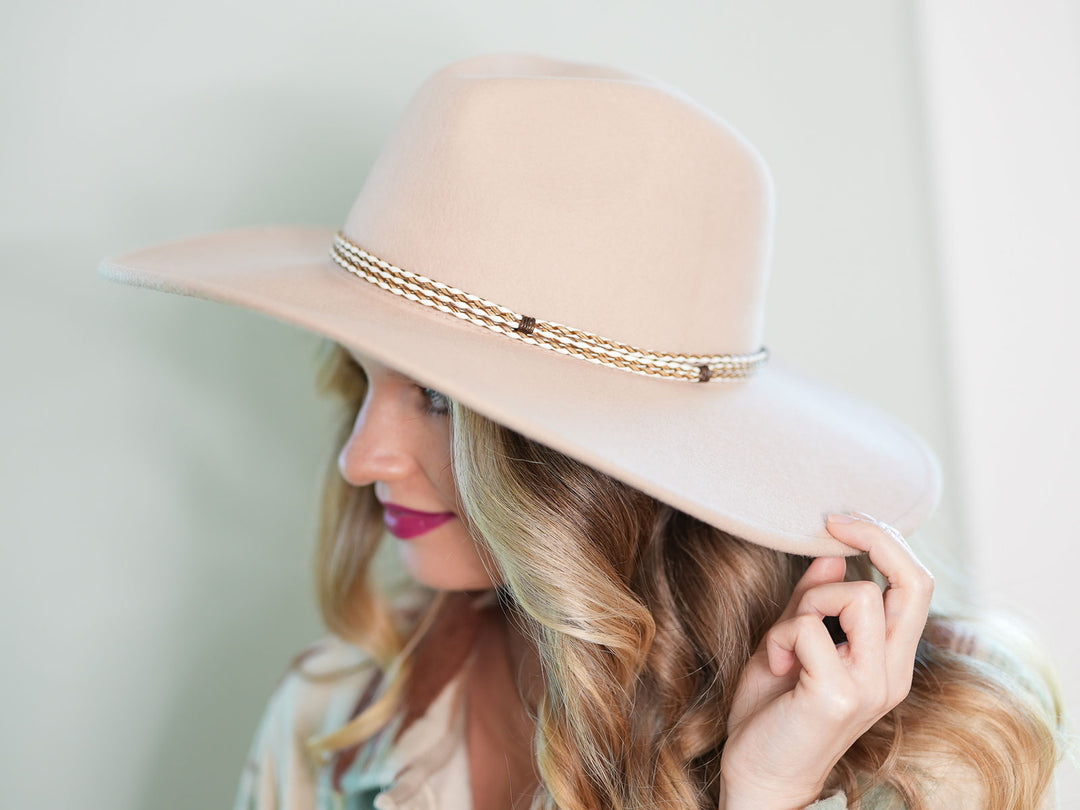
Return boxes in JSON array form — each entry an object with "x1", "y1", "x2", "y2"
[{"x1": 810, "y1": 786, "x2": 905, "y2": 809}]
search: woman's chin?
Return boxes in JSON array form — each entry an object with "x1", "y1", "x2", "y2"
[{"x1": 395, "y1": 544, "x2": 499, "y2": 592}]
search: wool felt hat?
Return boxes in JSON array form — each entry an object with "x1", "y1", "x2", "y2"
[{"x1": 99, "y1": 52, "x2": 942, "y2": 557}]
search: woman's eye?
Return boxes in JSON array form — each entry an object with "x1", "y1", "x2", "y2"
[{"x1": 418, "y1": 386, "x2": 450, "y2": 415}]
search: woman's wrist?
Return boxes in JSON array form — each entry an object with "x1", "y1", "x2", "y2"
[{"x1": 718, "y1": 774, "x2": 827, "y2": 810}]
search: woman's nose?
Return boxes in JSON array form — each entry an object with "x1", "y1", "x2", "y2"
[{"x1": 337, "y1": 396, "x2": 416, "y2": 487}]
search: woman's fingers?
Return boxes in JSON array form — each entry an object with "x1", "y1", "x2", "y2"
[
  {"x1": 777, "y1": 555, "x2": 847, "y2": 624},
  {"x1": 721, "y1": 515, "x2": 934, "y2": 807},
  {"x1": 752, "y1": 514, "x2": 930, "y2": 718},
  {"x1": 731, "y1": 558, "x2": 849, "y2": 719},
  {"x1": 793, "y1": 580, "x2": 887, "y2": 673},
  {"x1": 766, "y1": 611, "x2": 851, "y2": 689},
  {"x1": 825, "y1": 513, "x2": 934, "y2": 640},
  {"x1": 825, "y1": 512, "x2": 934, "y2": 690}
]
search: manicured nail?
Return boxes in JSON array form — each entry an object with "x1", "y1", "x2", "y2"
[{"x1": 828, "y1": 513, "x2": 858, "y2": 524}]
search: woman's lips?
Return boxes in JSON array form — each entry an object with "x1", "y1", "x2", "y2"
[{"x1": 382, "y1": 503, "x2": 456, "y2": 539}]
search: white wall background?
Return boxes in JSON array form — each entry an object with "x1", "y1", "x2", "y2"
[
  {"x1": 1, "y1": 0, "x2": 1073, "y2": 806},
  {"x1": 915, "y1": 1, "x2": 1080, "y2": 802}
]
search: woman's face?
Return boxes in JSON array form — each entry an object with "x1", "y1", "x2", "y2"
[{"x1": 337, "y1": 349, "x2": 499, "y2": 591}]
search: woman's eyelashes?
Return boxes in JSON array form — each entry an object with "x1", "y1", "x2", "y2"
[
  {"x1": 344, "y1": 351, "x2": 449, "y2": 417},
  {"x1": 418, "y1": 386, "x2": 450, "y2": 415}
]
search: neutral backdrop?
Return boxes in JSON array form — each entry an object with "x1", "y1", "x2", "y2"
[{"x1": 2, "y1": 1, "x2": 1076, "y2": 807}]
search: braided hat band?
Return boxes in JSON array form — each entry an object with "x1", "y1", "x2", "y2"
[{"x1": 330, "y1": 232, "x2": 769, "y2": 383}]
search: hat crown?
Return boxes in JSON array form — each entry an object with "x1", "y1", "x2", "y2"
[{"x1": 343, "y1": 54, "x2": 774, "y2": 356}]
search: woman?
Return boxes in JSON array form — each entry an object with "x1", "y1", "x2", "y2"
[{"x1": 100, "y1": 54, "x2": 1064, "y2": 808}]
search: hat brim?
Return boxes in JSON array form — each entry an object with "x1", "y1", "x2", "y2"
[{"x1": 100, "y1": 225, "x2": 942, "y2": 557}]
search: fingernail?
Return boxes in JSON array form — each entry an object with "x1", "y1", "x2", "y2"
[{"x1": 827, "y1": 513, "x2": 858, "y2": 524}]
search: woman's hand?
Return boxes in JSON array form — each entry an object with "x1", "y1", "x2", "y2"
[{"x1": 718, "y1": 512, "x2": 934, "y2": 810}]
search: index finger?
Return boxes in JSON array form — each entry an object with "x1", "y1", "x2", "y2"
[{"x1": 824, "y1": 513, "x2": 934, "y2": 653}]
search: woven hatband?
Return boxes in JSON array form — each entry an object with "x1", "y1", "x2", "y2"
[{"x1": 329, "y1": 232, "x2": 769, "y2": 383}]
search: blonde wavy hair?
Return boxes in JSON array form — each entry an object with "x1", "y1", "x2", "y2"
[{"x1": 305, "y1": 342, "x2": 1065, "y2": 809}]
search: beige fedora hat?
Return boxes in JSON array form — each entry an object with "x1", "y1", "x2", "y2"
[{"x1": 99, "y1": 52, "x2": 941, "y2": 557}]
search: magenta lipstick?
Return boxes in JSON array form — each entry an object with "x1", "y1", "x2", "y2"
[{"x1": 382, "y1": 503, "x2": 455, "y2": 539}]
